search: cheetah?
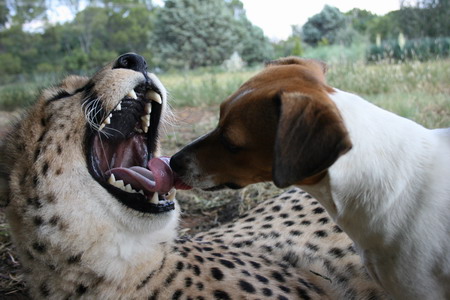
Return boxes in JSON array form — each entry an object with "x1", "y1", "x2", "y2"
[{"x1": 0, "y1": 53, "x2": 387, "y2": 299}]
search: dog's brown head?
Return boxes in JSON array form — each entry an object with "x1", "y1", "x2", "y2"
[{"x1": 171, "y1": 57, "x2": 352, "y2": 190}]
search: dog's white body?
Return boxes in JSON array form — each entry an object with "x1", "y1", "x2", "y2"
[{"x1": 301, "y1": 89, "x2": 450, "y2": 299}]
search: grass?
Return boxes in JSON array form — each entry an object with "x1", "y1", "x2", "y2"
[
  {"x1": 159, "y1": 59, "x2": 450, "y2": 128},
  {"x1": 1, "y1": 59, "x2": 449, "y2": 127},
  {"x1": 0, "y1": 210, "x2": 26, "y2": 298},
  {"x1": 159, "y1": 70, "x2": 257, "y2": 107},
  {"x1": 326, "y1": 60, "x2": 450, "y2": 128}
]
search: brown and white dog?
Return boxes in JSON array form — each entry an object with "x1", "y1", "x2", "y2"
[{"x1": 170, "y1": 57, "x2": 450, "y2": 300}]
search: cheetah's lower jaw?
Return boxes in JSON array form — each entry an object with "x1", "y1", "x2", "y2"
[
  {"x1": 107, "y1": 172, "x2": 176, "y2": 204},
  {"x1": 104, "y1": 156, "x2": 187, "y2": 206},
  {"x1": 107, "y1": 173, "x2": 176, "y2": 204}
]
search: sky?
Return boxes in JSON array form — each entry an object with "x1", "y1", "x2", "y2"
[
  {"x1": 47, "y1": 0, "x2": 401, "y2": 41},
  {"x1": 240, "y1": 0, "x2": 400, "y2": 41}
]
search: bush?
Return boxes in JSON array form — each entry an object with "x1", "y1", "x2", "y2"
[
  {"x1": 367, "y1": 37, "x2": 450, "y2": 62},
  {"x1": 302, "y1": 43, "x2": 368, "y2": 64},
  {"x1": 0, "y1": 83, "x2": 40, "y2": 111},
  {"x1": 0, "y1": 73, "x2": 60, "y2": 111}
]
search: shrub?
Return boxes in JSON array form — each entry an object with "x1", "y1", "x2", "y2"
[
  {"x1": 367, "y1": 37, "x2": 450, "y2": 62},
  {"x1": 0, "y1": 83, "x2": 39, "y2": 111},
  {"x1": 303, "y1": 43, "x2": 367, "y2": 63}
]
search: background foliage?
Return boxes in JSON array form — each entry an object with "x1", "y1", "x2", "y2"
[
  {"x1": 0, "y1": 0, "x2": 449, "y2": 111},
  {"x1": 0, "y1": 0, "x2": 449, "y2": 76}
]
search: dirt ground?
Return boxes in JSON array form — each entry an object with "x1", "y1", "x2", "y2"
[{"x1": 0, "y1": 106, "x2": 284, "y2": 298}]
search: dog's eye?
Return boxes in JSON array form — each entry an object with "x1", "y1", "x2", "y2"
[{"x1": 220, "y1": 134, "x2": 242, "y2": 153}]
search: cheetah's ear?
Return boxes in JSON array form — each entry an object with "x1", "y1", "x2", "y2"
[{"x1": 272, "y1": 92, "x2": 352, "y2": 188}]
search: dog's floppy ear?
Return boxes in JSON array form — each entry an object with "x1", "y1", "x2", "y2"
[{"x1": 273, "y1": 92, "x2": 352, "y2": 188}]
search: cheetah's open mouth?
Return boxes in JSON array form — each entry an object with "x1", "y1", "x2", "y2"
[{"x1": 85, "y1": 82, "x2": 180, "y2": 214}]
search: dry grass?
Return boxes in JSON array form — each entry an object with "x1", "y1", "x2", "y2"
[{"x1": 0, "y1": 209, "x2": 27, "y2": 299}]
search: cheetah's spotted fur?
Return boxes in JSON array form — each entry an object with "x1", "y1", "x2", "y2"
[{"x1": 0, "y1": 55, "x2": 387, "y2": 299}]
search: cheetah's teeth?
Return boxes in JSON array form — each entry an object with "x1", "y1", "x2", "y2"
[
  {"x1": 108, "y1": 175, "x2": 171, "y2": 199},
  {"x1": 108, "y1": 174, "x2": 116, "y2": 185},
  {"x1": 123, "y1": 184, "x2": 139, "y2": 193},
  {"x1": 141, "y1": 114, "x2": 150, "y2": 133},
  {"x1": 115, "y1": 102, "x2": 122, "y2": 111},
  {"x1": 146, "y1": 90, "x2": 162, "y2": 104},
  {"x1": 167, "y1": 189, "x2": 176, "y2": 201},
  {"x1": 145, "y1": 103, "x2": 152, "y2": 114},
  {"x1": 108, "y1": 175, "x2": 139, "y2": 193},
  {"x1": 99, "y1": 113, "x2": 113, "y2": 131},
  {"x1": 114, "y1": 180, "x2": 125, "y2": 189},
  {"x1": 150, "y1": 192, "x2": 159, "y2": 204},
  {"x1": 127, "y1": 89, "x2": 138, "y2": 100},
  {"x1": 104, "y1": 114, "x2": 112, "y2": 125}
]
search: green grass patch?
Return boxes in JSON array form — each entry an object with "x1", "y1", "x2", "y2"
[
  {"x1": 325, "y1": 59, "x2": 450, "y2": 128},
  {"x1": 367, "y1": 92, "x2": 449, "y2": 128},
  {"x1": 327, "y1": 59, "x2": 450, "y2": 96},
  {"x1": 0, "y1": 59, "x2": 449, "y2": 128},
  {"x1": 160, "y1": 59, "x2": 449, "y2": 128},
  {"x1": 160, "y1": 70, "x2": 257, "y2": 107}
]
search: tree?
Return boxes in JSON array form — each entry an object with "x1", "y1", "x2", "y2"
[
  {"x1": 2, "y1": 0, "x2": 47, "y2": 26},
  {"x1": 226, "y1": 0, "x2": 273, "y2": 65},
  {"x1": 72, "y1": 7, "x2": 109, "y2": 55},
  {"x1": 345, "y1": 8, "x2": 377, "y2": 34},
  {"x1": 366, "y1": 11, "x2": 401, "y2": 42},
  {"x1": 399, "y1": 0, "x2": 449, "y2": 38},
  {"x1": 0, "y1": 2, "x2": 9, "y2": 29},
  {"x1": 273, "y1": 35, "x2": 303, "y2": 58},
  {"x1": 1, "y1": 25, "x2": 41, "y2": 58},
  {"x1": 301, "y1": 5, "x2": 346, "y2": 46},
  {"x1": 104, "y1": 3, "x2": 157, "y2": 59},
  {"x1": 153, "y1": 0, "x2": 272, "y2": 69},
  {"x1": 101, "y1": 0, "x2": 155, "y2": 10},
  {"x1": 153, "y1": 0, "x2": 238, "y2": 69},
  {"x1": 0, "y1": 0, "x2": 274, "y2": 76},
  {"x1": 233, "y1": 18, "x2": 273, "y2": 66}
]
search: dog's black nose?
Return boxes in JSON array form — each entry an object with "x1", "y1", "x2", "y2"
[
  {"x1": 170, "y1": 153, "x2": 185, "y2": 176},
  {"x1": 113, "y1": 53, "x2": 148, "y2": 73}
]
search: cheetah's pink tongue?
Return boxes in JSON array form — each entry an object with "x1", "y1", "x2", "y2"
[
  {"x1": 151, "y1": 157, "x2": 192, "y2": 190},
  {"x1": 108, "y1": 157, "x2": 190, "y2": 195}
]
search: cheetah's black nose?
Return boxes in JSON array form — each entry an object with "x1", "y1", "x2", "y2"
[{"x1": 113, "y1": 53, "x2": 148, "y2": 73}]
